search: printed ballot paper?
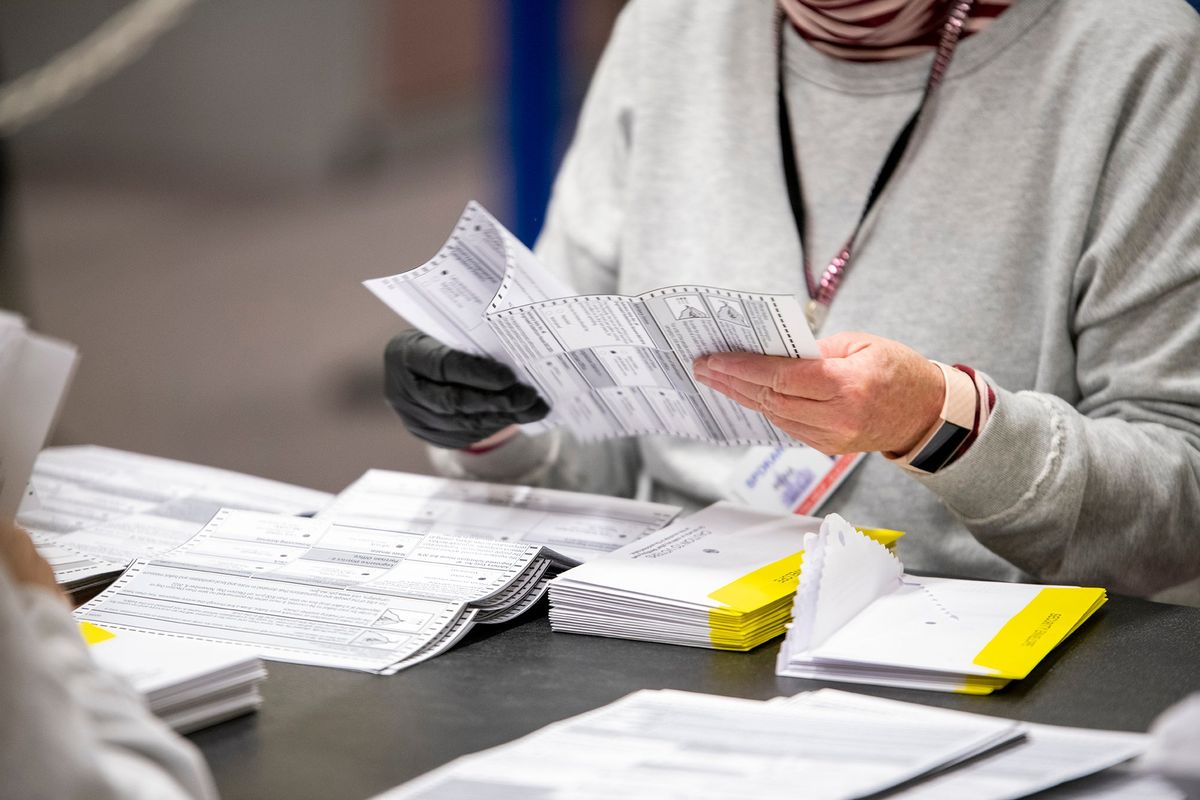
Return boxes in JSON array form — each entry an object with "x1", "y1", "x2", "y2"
[
  {"x1": 776, "y1": 517, "x2": 1107, "y2": 694},
  {"x1": 21, "y1": 446, "x2": 333, "y2": 591},
  {"x1": 372, "y1": 688, "x2": 1024, "y2": 800},
  {"x1": 319, "y1": 468, "x2": 680, "y2": 563},
  {"x1": 548, "y1": 502, "x2": 900, "y2": 651},
  {"x1": 777, "y1": 690, "x2": 1149, "y2": 800},
  {"x1": 75, "y1": 508, "x2": 579, "y2": 674},
  {"x1": 81, "y1": 622, "x2": 266, "y2": 734},
  {"x1": 364, "y1": 202, "x2": 820, "y2": 446}
]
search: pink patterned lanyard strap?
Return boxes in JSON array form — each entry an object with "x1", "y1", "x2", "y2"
[{"x1": 777, "y1": 0, "x2": 977, "y2": 332}]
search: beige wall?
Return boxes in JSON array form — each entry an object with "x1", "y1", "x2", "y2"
[{"x1": 3, "y1": 1, "x2": 626, "y2": 492}]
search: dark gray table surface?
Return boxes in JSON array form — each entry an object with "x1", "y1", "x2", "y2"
[{"x1": 191, "y1": 595, "x2": 1200, "y2": 800}]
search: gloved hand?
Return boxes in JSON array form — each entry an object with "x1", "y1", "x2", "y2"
[{"x1": 384, "y1": 330, "x2": 550, "y2": 449}]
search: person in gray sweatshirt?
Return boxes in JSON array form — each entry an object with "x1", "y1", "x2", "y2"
[{"x1": 385, "y1": 0, "x2": 1200, "y2": 604}]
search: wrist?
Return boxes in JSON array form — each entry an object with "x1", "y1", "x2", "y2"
[
  {"x1": 892, "y1": 358, "x2": 949, "y2": 456},
  {"x1": 887, "y1": 361, "x2": 978, "y2": 473},
  {"x1": 465, "y1": 425, "x2": 521, "y2": 454}
]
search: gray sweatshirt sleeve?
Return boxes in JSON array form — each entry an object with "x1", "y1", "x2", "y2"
[
  {"x1": 0, "y1": 569, "x2": 217, "y2": 800},
  {"x1": 431, "y1": 3, "x2": 644, "y2": 497},
  {"x1": 917, "y1": 28, "x2": 1200, "y2": 598}
]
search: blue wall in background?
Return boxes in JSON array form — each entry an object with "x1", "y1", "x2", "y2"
[{"x1": 503, "y1": 0, "x2": 562, "y2": 247}]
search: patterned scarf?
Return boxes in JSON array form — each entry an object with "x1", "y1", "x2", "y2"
[{"x1": 779, "y1": 0, "x2": 1014, "y2": 61}]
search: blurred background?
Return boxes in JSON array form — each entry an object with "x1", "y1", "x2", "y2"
[
  {"x1": 5, "y1": 0, "x2": 1199, "y2": 495},
  {"x1": 1, "y1": 0, "x2": 623, "y2": 492}
]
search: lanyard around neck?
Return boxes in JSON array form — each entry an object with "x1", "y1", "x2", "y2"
[{"x1": 777, "y1": 0, "x2": 977, "y2": 332}]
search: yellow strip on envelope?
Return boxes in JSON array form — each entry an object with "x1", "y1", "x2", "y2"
[
  {"x1": 705, "y1": 528, "x2": 905, "y2": 649},
  {"x1": 972, "y1": 586, "x2": 1107, "y2": 678},
  {"x1": 708, "y1": 551, "x2": 807, "y2": 615}
]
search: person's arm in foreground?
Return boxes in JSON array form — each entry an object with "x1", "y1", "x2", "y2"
[
  {"x1": 0, "y1": 521, "x2": 216, "y2": 800},
  {"x1": 694, "y1": 30, "x2": 1200, "y2": 596}
]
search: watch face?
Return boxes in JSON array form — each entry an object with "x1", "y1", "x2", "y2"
[{"x1": 909, "y1": 421, "x2": 971, "y2": 473}]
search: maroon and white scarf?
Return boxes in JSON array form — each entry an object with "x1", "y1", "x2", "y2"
[{"x1": 779, "y1": 0, "x2": 1014, "y2": 61}]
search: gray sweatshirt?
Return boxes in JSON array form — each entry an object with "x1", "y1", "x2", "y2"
[{"x1": 433, "y1": 0, "x2": 1200, "y2": 603}]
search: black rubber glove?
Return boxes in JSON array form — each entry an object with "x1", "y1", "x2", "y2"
[{"x1": 384, "y1": 330, "x2": 550, "y2": 449}]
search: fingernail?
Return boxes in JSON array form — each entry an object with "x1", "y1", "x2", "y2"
[
  {"x1": 693, "y1": 361, "x2": 710, "y2": 379},
  {"x1": 706, "y1": 354, "x2": 727, "y2": 372}
]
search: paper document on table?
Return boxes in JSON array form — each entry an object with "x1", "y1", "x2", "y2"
[
  {"x1": 31, "y1": 535, "x2": 120, "y2": 588},
  {"x1": 21, "y1": 446, "x2": 333, "y2": 590},
  {"x1": 549, "y1": 502, "x2": 902, "y2": 651},
  {"x1": 319, "y1": 469, "x2": 680, "y2": 563},
  {"x1": 1031, "y1": 772, "x2": 1185, "y2": 800},
  {"x1": 364, "y1": 202, "x2": 820, "y2": 445},
  {"x1": 373, "y1": 688, "x2": 1023, "y2": 800},
  {"x1": 0, "y1": 312, "x2": 78, "y2": 520},
  {"x1": 776, "y1": 521, "x2": 1108, "y2": 693},
  {"x1": 778, "y1": 690, "x2": 1148, "y2": 800},
  {"x1": 84, "y1": 622, "x2": 267, "y2": 734},
  {"x1": 76, "y1": 508, "x2": 574, "y2": 673}
]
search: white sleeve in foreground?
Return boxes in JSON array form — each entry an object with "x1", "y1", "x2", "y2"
[{"x1": 0, "y1": 569, "x2": 216, "y2": 800}]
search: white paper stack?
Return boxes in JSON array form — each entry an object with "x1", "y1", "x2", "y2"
[
  {"x1": 372, "y1": 688, "x2": 1025, "y2": 800},
  {"x1": 76, "y1": 508, "x2": 584, "y2": 674},
  {"x1": 549, "y1": 502, "x2": 901, "y2": 651},
  {"x1": 30, "y1": 537, "x2": 120, "y2": 595},
  {"x1": 776, "y1": 690, "x2": 1150, "y2": 800},
  {"x1": 777, "y1": 517, "x2": 1107, "y2": 694},
  {"x1": 375, "y1": 686, "x2": 1166, "y2": 800},
  {"x1": 20, "y1": 446, "x2": 334, "y2": 592},
  {"x1": 82, "y1": 622, "x2": 266, "y2": 733}
]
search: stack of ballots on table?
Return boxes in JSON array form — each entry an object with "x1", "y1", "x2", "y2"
[
  {"x1": 776, "y1": 515, "x2": 1108, "y2": 694},
  {"x1": 74, "y1": 473, "x2": 678, "y2": 674},
  {"x1": 20, "y1": 446, "x2": 334, "y2": 593},
  {"x1": 372, "y1": 686, "x2": 1156, "y2": 800},
  {"x1": 317, "y1": 468, "x2": 680, "y2": 564},
  {"x1": 82, "y1": 622, "x2": 266, "y2": 734},
  {"x1": 548, "y1": 502, "x2": 900, "y2": 651}
]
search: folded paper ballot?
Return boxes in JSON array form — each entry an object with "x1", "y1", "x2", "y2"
[
  {"x1": 73, "y1": 471, "x2": 678, "y2": 673},
  {"x1": 372, "y1": 688, "x2": 1024, "y2": 800},
  {"x1": 20, "y1": 446, "x2": 334, "y2": 592},
  {"x1": 364, "y1": 202, "x2": 821, "y2": 446},
  {"x1": 776, "y1": 516, "x2": 1107, "y2": 693},
  {"x1": 81, "y1": 622, "x2": 266, "y2": 734},
  {"x1": 76, "y1": 508, "x2": 584, "y2": 674},
  {"x1": 318, "y1": 468, "x2": 680, "y2": 563},
  {"x1": 777, "y1": 690, "x2": 1149, "y2": 800},
  {"x1": 548, "y1": 502, "x2": 900, "y2": 651}
]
